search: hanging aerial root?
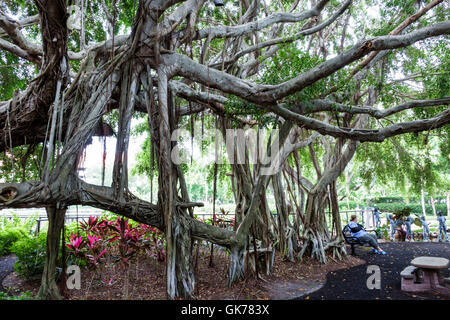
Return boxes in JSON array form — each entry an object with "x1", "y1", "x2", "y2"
[
  {"x1": 324, "y1": 239, "x2": 347, "y2": 261},
  {"x1": 298, "y1": 227, "x2": 328, "y2": 264},
  {"x1": 228, "y1": 246, "x2": 246, "y2": 287},
  {"x1": 298, "y1": 227, "x2": 348, "y2": 264}
]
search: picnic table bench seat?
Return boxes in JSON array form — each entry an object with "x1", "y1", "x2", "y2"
[
  {"x1": 400, "y1": 265, "x2": 421, "y2": 291},
  {"x1": 400, "y1": 266, "x2": 418, "y2": 279},
  {"x1": 401, "y1": 257, "x2": 450, "y2": 294},
  {"x1": 444, "y1": 277, "x2": 450, "y2": 288}
]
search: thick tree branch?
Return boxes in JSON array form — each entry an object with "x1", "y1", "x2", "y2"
[
  {"x1": 163, "y1": 21, "x2": 450, "y2": 105},
  {"x1": 269, "y1": 103, "x2": 450, "y2": 142},
  {"x1": 194, "y1": 0, "x2": 330, "y2": 40},
  {"x1": 353, "y1": 0, "x2": 445, "y2": 75},
  {"x1": 210, "y1": 0, "x2": 352, "y2": 69},
  {"x1": 293, "y1": 97, "x2": 450, "y2": 118}
]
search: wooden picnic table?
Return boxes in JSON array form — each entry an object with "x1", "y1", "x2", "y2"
[{"x1": 410, "y1": 256, "x2": 449, "y2": 293}]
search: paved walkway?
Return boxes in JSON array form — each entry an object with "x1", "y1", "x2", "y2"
[{"x1": 296, "y1": 242, "x2": 450, "y2": 300}]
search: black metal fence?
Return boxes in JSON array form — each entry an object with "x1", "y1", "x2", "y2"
[{"x1": 2, "y1": 207, "x2": 378, "y2": 235}]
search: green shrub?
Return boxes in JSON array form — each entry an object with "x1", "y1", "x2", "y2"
[
  {"x1": 338, "y1": 201, "x2": 360, "y2": 210},
  {"x1": 11, "y1": 232, "x2": 47, "y2": 280},
  {"x1": 375, "y1": 225, "x2": 389, "y2": 240},
  {"x1": 0, "y1": 291, "x2": 35, "y2": 300},
  {"x1": 338, "y1": 201, "x2": 447, "y2": 215},
  {"x1": 0, "y1": 213, "x2": 38, "y2": 234},
  {"x1": 0, "y1": 228, "x2": 29, "y2": 256},
  {"x1": 375, "y1": 203, "x2": 447, "y2": 216},
  {"x1": 367, "y1": 196, "x2": 406, "y2": 203}
]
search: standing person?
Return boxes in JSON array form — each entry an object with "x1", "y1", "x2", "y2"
[
  {"x1": 373, "y1": 206, "x2": 381, "y2": 228},
  {"x1": 404, "y1": 216, "x2": 414, "y2": 242},
  {"x1": 348, "y1": 215, "x2": 387, "y2": 255},
  {"x1": 437, "y1": 210, "x2": 449, "y2": 242},
  {"x1": 419, "y1": 215, "x2": 430, "y2": 242},
  {"x1": 386, "y1": 214, "x2": 396, "y2": 241}
]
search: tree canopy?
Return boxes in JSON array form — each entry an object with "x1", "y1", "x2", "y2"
[{"x1": 0, "y1": 0, "x2": 448, "y2": 299}]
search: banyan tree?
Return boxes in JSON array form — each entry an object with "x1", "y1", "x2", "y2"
[{"x1": 0, "y1": 0, "x2": 449, "y2": 299}]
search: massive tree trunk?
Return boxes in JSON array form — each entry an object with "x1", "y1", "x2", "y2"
[
  {"x1": 154, "y1": 66, "x2": 196, "y2": 298},
  {"x1": 298, "y1": 191, "x2": 330, "y2": 263},
  {"x1": 0, "y1": 0, "x2": 69, "y2": 150},
  {"x1": 38, "y1": 206, "x2": 67, "y2": 300},
  {"x1": 0, "y1": 0, "x2": 448, "y2": 300},
  {"x1": 168, "y1": 207, "x2": 195, "y2": 298},
  {"x1": 222, "y1": 118, "x2": 274, "y2": 278},
  {"x1": 272, "y1": 171, "x2": 292, "y2": 261},
  {"x1": 298, "y1": 137, "x2": 360, "y2": 263},
  {"x1": 329, "y1": 181, "x2": 346, "y2": 260}
]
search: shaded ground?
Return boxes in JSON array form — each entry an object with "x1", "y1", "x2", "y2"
[
  {"x1": 297, "y1": 242, "x2": 450, "y2": 300},
  {"x1": 2, "y1": 248, "x2": 363, "y2": 300},
  {"x1": 6, "y1": 242, "x2": 448, "y2": 300},
  {"x1": 0, "y1": 254, "x2": 17, "y2": 293}
]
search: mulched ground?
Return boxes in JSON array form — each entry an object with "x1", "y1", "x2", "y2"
[
  {"x1": 296, "y1": 242, "x2": 450, "y2": 300},
  {"x1": 1, "y1": 246, "x2": 363, "y2": 300},
  {"x1": 3, "y1": 242, "x2": 449, "y2": 300}
]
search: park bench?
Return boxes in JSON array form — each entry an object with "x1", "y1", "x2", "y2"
[{"x1": 342, "y1": 224, "x2": 366, "y2": 255}]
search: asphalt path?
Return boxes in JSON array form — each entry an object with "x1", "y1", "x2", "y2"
[{"x1": 295, "y1": 242, "x2": 450, "y2": 300}]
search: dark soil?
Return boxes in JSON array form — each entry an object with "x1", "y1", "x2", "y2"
[
  {"x1": 296, "y1": 242, "x2": 450, "y2": 300},
  {"x1": 1, "y1": 247, "x2": 363, "y2": 300},
  {"x1": 4, "y1": 242, "x2": 448, "y2": 300}
]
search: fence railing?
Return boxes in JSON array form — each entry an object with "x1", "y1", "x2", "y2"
[
  {"x1": 2, "y1": 207, "x2": 379, "y2": 235},
  {"x1": 0, "y1": 207, "x2": 105, "y2": 219}
]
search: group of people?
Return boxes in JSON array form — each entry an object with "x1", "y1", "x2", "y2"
[
  {"x1": 383, "y1": 209, "x2": 448, "y2": 243},
  {"x1": 346, "y1": 208, "x2": 449, "y2": 255}
]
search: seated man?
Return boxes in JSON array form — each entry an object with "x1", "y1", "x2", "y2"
[{"x1": 348, "y1": 215, "x2": 387, "y2": 255}]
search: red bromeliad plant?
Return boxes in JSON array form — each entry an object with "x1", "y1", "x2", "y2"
[
  {"x1": 86, "y1": 248, "x2": 107, "y2": 268},
  {"x1": 66, "y1": 215, "x2": 167, "y2": 270},
  {"x1": 85, "y1": 234, "x2": 107, "y2": 269},
  {"x1": 108, "y1": 217, "x2": 141, "y2": 267},
  {"x1": 66, "y1": 233, "x2": 85, "y2": 258},
  {"x1": 65, "y1": 215, "x2": 169, "y2": 298},
  {"x1": 80, "y1": 216, "x2": 101, "y2": 234}
]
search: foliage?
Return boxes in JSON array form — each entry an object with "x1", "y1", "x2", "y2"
[
  {"x1": 0, "y1": 213, "x2": 38, "y2": 256},
  {"x1": 376, "y1": 202, "x2": 447, "y2": 216},
  {"x1": 0, "y1": 144, "x2": 44, "y2": 183},
  {"x1": 66, "y1": 216, "x2": 166, "y2": 273},
  {"x1": 392, "y1": 207, "x2": 412, "y2": 219},
  {"x1": 0, "y1": 291, "x2": 36, "y2": 300},
  {"x1": 0, "y1": 212, "x2": 37, "y2": 233},
  {"x1": 375, "y1": 225, "x2": 389, "y2": 240},
  {"x1": 367, "y1": 196, "x2": 413, "y2": 203},
  {"x1": 259, "y1": 42, "x2": 327, "y2": 102},
  {"x1": 338, "y1": 201, "x2": 447, "y2": 216},
  {"x1": 0, "y1": 228, "x2": 29, "y2": 256},
  {"x1": 11, "y1": 232, "x2": 47, "y2": 280}
]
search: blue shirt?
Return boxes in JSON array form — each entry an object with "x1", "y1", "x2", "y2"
[{"x1": 348, "y1": 221, "x2": 367, "y2": 238}]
